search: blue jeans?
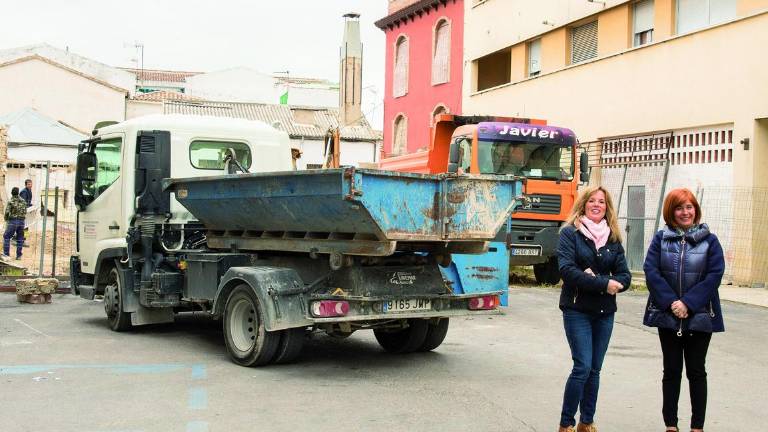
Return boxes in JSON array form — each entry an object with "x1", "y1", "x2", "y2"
[
  {"x1": 560, "y1": 309, "x2": 615, "y2": 427},
  {"x1": 3, "y1": 218, "x2": 24, "y2": 257}
]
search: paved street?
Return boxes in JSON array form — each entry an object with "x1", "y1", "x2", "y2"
[{"x1": 1, "y1": 287, "x2": 765, "y2": 432}]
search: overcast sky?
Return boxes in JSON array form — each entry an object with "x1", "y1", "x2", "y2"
[{"x1": 0, "y1": 0, "x2": 388, "y2": 128}]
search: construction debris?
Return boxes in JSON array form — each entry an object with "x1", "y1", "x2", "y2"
[{"x1": 16, "y1": 278, "x2": 58, "y2": 304}]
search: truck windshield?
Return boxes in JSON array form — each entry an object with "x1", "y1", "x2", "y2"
[{"x1": 477, "y1": 140, "x2": 574, "y2": 180}]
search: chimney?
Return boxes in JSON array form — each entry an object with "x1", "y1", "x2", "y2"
[{"x1": 339, "y1": 13, "x2": 363, "y2": 127}]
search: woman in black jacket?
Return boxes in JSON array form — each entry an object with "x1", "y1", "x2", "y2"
[
  {"x1": 556, "y1": 186, "x2": 631, "y2": 432},
  {"x1": 643, "y1": 188, "x2": 725, "y2": 432}
]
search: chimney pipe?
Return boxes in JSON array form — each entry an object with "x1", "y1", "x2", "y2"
[{"x1": 339, "y1": 13, "x2": 363, "y2": 127}]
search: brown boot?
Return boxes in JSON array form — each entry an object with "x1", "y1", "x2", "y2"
[
  {"x1": 576, "y1": 424, "x2": 597, "y2": 432},
  {"x1": 558, "y1": 426, "x2": 575, "y2": 432}
]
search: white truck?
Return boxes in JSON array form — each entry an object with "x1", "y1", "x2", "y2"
[{"x1": 71, "y1": 114, "x2": 523, "y2": 366}]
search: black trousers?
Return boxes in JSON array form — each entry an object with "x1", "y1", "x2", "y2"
[{"x1": 658, "y1": 328, "x2": 712, "y2": 429}]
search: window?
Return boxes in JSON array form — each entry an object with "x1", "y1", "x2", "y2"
[
  {"x1": 570, "y1": 21, "x2": 598, "y2": 64},
  {"x1": 87, "y1": 137, "x2": 122, "y2": 199},
  {"x1": 431, "y1": 104, "x2": 449, "y2": 126},
  {"x1": 432, "y1": 19, "x2": 451, "y2": 85},
  {"x1": 528, "y1": 39, "x2": 542, "y2": 77},
  {"x1": 393, "y1": 36, "x2": 409, "y2": 97},
  {"x1": 189, "y1": 141, "x2": 252, "y2": 170},
  {"x1": 456, "y1": 137, "x2": 472, "y2": 173},
  {"x1": 633, "y1": 0, "x2": 654, "y2": 46},
  {"x1": 677, "y1": 0, "x2": 736, "y2": 34},
  {"x1": 392, "y1": 115, "x2": 407, "y2": 156},
  {"x1": 475, "y1": 48, "x2": 511, "y2": 91}
]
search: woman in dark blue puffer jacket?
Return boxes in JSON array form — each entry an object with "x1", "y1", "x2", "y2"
[{"x1": 643, "y1": 188, "x2": 725, "y2": 432}]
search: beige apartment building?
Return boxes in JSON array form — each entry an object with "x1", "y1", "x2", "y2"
[{"x1": 464, "y1": 0, "x2": 768, "y2": 285}]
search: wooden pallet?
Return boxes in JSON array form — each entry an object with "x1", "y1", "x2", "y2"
[{"x1": 16, "y1": 293, "x2": 52, "y2": 304}]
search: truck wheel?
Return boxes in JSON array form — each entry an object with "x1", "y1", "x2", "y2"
[
  {"x1": 418, "y1": 318, "x2": 449, "y2": 352},
  {"x1": 534, "y1": 258, "x2": 560, "y2": 285},
  {"x1": 104, "y1": 267, "x2": 132, "y2": 332},
  {"x1": 223, "y1": 285, "x2": 280, "y2": 367},
  {"x1": 271, "y1": 328, "x2": 306, "y2": 364},
  {"x1": 373, "y1": 319, "x2": 429, "y2": 354}
]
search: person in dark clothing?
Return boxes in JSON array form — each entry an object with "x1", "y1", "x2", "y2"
[
  {"x1": 3, "y1": 187, "x2": 27, "y2": 259},
  {"x1": 643, "y1": 188, "x2": 725, "y2": 432},
  {"x1": 19, "y1": 179, "x2": 32, "y2": 208},
  {"x1": 556, "y1": 185, "x2": 631, "y2": 432}
]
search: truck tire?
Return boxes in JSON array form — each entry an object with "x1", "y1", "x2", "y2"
[
  {"x1": 418, "y1": 318, "x2": 449, "y2": 352},
  {"x1": 104, "y1": 267, "x2": 132, "y2": 332},
  {"x1": 271, "y1": 328, "x2": 306, "y2": 364},
  {"x1": 223, "y1": 284, "x2": 280, "y2": 367},
  {"x1": 534, "y1": 258, "x2": 561, "y2": 285},
  {"x1": 373, "y1": 319, "x2": 429, "y2": 354}
]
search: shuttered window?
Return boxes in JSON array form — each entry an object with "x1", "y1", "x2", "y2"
[
  {"x1": 633, "y1": 0, "x2": 654, "y2": 46},
  {"x1": 393, "y1": 36, "x2": 409, "y2": 97},
  {"x1": 528, "y1": 39, "x2": 541, "y2": 77},
  {"x1": 677, "y1": 0, "x2": 736, "y2": 34},
  {"x1": 570, "y1": 21, "x2": 598, "y2": 64},
  {"x1": 393, "y1": 115, "x2": 408, "y2": 155},
  {"x1": 432, "y1": 20, "x2": 451, "y2": 85}
]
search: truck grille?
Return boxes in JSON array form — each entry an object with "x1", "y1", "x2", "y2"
[{"x1": 516, "y1": 194, "x2": 561, "y2": 215}]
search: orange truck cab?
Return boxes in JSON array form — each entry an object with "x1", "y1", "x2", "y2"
[{"x1": 380, "y1": 114, "x2": 589, "y2": 286}]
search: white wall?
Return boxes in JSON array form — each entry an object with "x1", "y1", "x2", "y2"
[
  {"x1": 186, "y1": 67, "x2": 340, "y2": 107},
  {"x1": 0, "y1": 44, "x2": 136, "y2": 96},
  {"x1": 186, "y1": 67, "x2": 283, "y2": 103},
  {"x1": 126, "y1": 100, "x2": 163, "y2": 119},
  {"x1": 290, "y1": 137, "x2": 377, "y2": 169},
  {"x1": 0, "y1": 58, "x2": 126, "y2": 133}
]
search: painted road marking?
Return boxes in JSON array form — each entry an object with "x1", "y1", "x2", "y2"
[
  {"x1": 188, "y1": 387, "x2": 208, "y2": 410},
  {"x1": 13, "y1": 318, "x2": 51, "y2": 337}
]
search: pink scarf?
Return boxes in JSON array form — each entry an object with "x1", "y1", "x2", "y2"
[{"x1": 578, "y1": 216, "x2": 610, "y2": 250}]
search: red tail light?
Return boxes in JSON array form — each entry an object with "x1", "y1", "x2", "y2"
[
  {"x1": 311, "y1": 300, "x2": 350, "y2": 317},
  {"x1": 468, "y1": 295, "x2": 499, "y2": 310}
]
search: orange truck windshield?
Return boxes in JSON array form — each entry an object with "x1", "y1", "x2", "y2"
[
  {"x1": 474, "y1": 122, "x2": 577, "y2": 180},
  {"x1": 477, "y1": 140, "x2": 574, "y2": 180}
]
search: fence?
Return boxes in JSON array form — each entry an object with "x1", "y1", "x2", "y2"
[
  {"x1": 579, "y1": 132, "x2": 768, "y2": 287},
  {"x1": 8, "y1": 187, "x2": 76, "y2": 277}
]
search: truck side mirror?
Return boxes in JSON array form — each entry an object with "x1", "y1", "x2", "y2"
[
  {"x1": 579, "y1": 151, "x2": 590, "y2": 183},
  {"x1": 75, "y1": 152, "x2": 97, "y2": 210},
  {"x1": 447, "y1": 141, "x2": 461, "y2": 173}
]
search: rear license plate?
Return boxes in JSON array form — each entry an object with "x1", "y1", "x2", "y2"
[
  {"x1": 510, "y1": 247, "x2": 540, "y2": 256},
  {"x1": 383, "y1": 298, "x2": 431, "y2": 313}
]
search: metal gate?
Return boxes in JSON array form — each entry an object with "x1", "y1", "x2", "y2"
[
  {"x1": 626, "y1": 186, "x2": 646, "y2": 270},
  {"x1": 579, "y1": 132, "x2": 674, "y2": 271}
]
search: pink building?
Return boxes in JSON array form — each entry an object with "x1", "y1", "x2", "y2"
[{"x1": 376, "y1": 0, "x2": 463, "y2": 156}]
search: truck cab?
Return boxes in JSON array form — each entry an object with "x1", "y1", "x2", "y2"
[{"x1": 72, "y1": 114, "x2": 292, "y2": 298}]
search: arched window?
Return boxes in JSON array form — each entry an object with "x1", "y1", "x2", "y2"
[
  {"x1": 392, "y1": 114, "x2": 408, "y2": 155},
  {"x1": 393, "y1": 36, "x2": 409, "y2": 97},
  {"x1": 431, "y1": 104, "x2": 449, "y2": 126},
  {"x1": 432, "y1": 19, "x2": 451, "y2": 85}
]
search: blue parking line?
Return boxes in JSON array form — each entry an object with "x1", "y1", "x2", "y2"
[
  {"x1": 191, "y1": 364, "x2": 207, "y2": 380},
  {"x1": 188, "y1": 387, "x2": 208, "y2": 410},
  {"x1": 0, "y1": 364, "x2": 187, "y2": 375},
  {"x1": 186, "y1": 421, "x2": 209, "y2": 432}
]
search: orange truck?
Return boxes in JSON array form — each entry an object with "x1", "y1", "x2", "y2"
[{"x1": 380, "y1": 114, "x2": 589, "y2": 286}]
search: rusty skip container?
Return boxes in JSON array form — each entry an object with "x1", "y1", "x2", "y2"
[{"x1": 163, "y1": 167, "x2": 523, "y2": 256}]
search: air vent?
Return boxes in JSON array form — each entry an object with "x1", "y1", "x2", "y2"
[{"x1": 139, "y1": 136, "x2": 156, "y2": 153}]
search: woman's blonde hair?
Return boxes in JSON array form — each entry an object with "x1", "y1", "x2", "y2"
[{"x1": 564, "y1": 185, "x2": 622, "y2": 243}]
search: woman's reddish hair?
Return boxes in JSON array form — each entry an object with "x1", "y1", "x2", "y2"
[{"x1": 662, "y1": 188, "x2": 701, "y2": 228}]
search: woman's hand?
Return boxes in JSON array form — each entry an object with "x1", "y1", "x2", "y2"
[
  {"x1": 606, "y1": 279, "x2": 623, "y2": 295},
  {"x1": 584, "y1": 268, "x2": 595, "y2": 277},
  {"x1": 671, "y1": 300, "x2": 689, "y2": 318}
]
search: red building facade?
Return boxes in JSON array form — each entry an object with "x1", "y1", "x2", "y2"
[{"x1": 376, "y1": 0, "x2": 463, "y2": 156}]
